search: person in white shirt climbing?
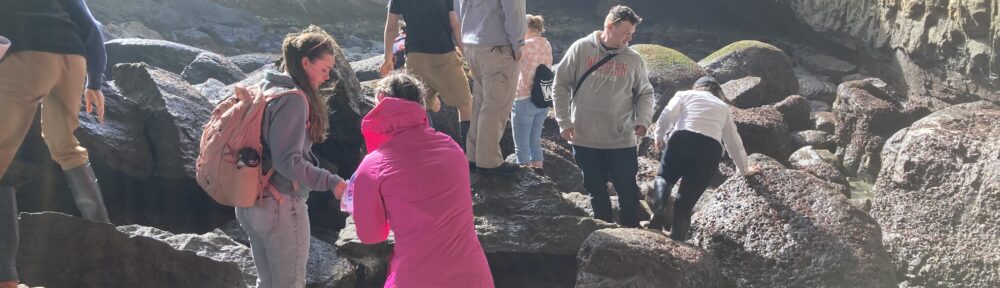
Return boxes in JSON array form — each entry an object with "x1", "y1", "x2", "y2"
[{"x1": 649, "y1": 76, "x2": 760, "y2": 241}]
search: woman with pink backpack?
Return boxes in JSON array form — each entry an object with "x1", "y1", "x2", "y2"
[
  {"x1": 340, "y1": 73, "x2": 494, "y2": 287},
  {"x1": 233, "y1": 26, "x2": 348, "y2": 288}
]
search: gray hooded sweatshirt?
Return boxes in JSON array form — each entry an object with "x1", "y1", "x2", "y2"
[
  {"x1": 260, "y1": 70, "x2": 344, "y2": 198},
  {"x1": 553, "y1": 31, "x2": 655, "y2": 149}
]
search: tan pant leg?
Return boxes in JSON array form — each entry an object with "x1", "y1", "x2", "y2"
[
  {"x1": 41, "y1": 55, "x2": 89, "y2": 170},
  {"x1": 0, "y1": 52, "x2": 61, "y2": 177},
  {"x1": 466, "y1": 46, "x2": 519, "y2": 168},
  {"x1": 404, "y1": 53, "x2": 441, "y2": 111}
]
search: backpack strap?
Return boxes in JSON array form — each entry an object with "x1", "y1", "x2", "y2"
[{"x1": 573, "y1": 53, "x2": 618, "y2": 98}]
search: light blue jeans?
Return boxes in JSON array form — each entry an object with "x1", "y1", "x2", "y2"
[
  {"x1": 236, "y1": 195, "x2": 310, "y2": 288},
  {"x1": 511, "y1": 98, "x2": 548, "y2": 164}
]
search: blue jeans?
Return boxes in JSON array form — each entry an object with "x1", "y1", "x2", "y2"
[
  {"x1": 511, "y1": 98, "x2": 547, "y2": 164},
  {"x1": 236, "y1": 195, "x2": 310, "y2": 288},
  {"x1": 572, "y1": 145, "x2": 641, "y2": 228}
]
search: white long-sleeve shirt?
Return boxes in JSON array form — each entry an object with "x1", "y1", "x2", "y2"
[{"x1": 654, "y1": 90, "x2": 750, "y2": 175}]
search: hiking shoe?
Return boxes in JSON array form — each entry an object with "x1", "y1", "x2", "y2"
[{"x1": 476, "y1": 162, "x2": 519, "y2": 176}]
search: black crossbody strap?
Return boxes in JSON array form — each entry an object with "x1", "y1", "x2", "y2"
[{"x1": 573, "y1": 53, "x2": 618, "y2": 98}]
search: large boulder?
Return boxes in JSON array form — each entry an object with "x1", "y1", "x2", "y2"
[
  {"x1": 730, "y1": 106, "x2": 792, "y2": 163},
  {"x1": 506, "y1": 148, "x2": 584, "y2": 194},
  {"x1": 181, "y1": 52, "x2": 247, "y2": 85},
  {"x1": 631, "y1": 44, "x2": 708, "y2": 118},
  {"x1": 76, "y1": 83, "x2": 155, "y2": 179},
  {"x1": 227, "y1": 53, "x2": 280, "y2": 74},
  {"x1": 720, "y1": 76, "x2": 768, "y2": 109},
  {"x1": 350, "y1": 55, "x2": 384, "y2": 82},
  {"x1": 832, "y1": 78, "x2": 913, "y2": 182},
  {"x1": 335, "y1": 170, "x2": 615, "y2": 287},
  {"x1": 788, "y1": 146, "x2": 849, "y2": 195},
  {"x1": 691, "y1": 154, "x2": 896, "y2": 288},
  {"x1": 770, "y1": 95, "x2": 811, "y2": 131},
  {"x1": 795, "y1": 49, "x2": 857, "y2": 79},
  {"x1": 790, "y1": 130, "x2": 836, "y2": 151},
  {"x1": 113, "y1": 63, "x2": 212, "y2": 179},
  {"x1": 871, "y1": 102, "x2": 1000, "y2": 288},
  {"x1": 576, "y1": 228, "x2": 729, "y2": 288},
  {"x1": 698, "y1": 40, "x2": 799, "y2": 106},
  {"x1": 117, "y1": 225, "x2": 256, "y2": 286},
  {"x1": 104, "y1": 38, "x2": 208, "y2": 76},
  {"x1": 16, "y1": 212, "x2": 243, "y2": 288},
  {"x1": 810, "y1": 111, "x2": 837, "y2": 134}
]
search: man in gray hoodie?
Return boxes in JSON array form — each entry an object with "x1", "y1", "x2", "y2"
[
  {"x1": 552, "y1": 5, "x2": 655, "y2": 228},
  {"x1": 460, "y1": 0, "x2": 526, "y2": 176}
]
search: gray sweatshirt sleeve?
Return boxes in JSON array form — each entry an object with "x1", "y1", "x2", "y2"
[
  {"x1": 267, "y1": 95, "x2": 344, "y2": 191},
  {"x1": 632, "y1": 58, "x2": 655, "y2": 129},
  {"x1": 500, "y1": 0, "x2": 526, "y2": 55},
  {"x1": 553, "y1": 41, "x2": 580, "y2": 132}
]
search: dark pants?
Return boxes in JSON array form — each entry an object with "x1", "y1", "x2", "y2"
[
  {"x1": 573, "y1": 145, "x2": 641, "y2": 228},
  {"x1": 658, "y1": 130, "x2": 722, "y2": 240}
]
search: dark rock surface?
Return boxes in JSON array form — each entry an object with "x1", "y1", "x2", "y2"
[
  {"x1": 790, "y1": 130, "x2": 836, "y2": 151},
  {"x1": 181, "y1": 52, "x2": 247, "y2": 85},
  {"x1": 17, "y1": 212, "x2": 244, "y2": 288},
  {"x1": 576, "y1": 228, "x2": 729, "y2": 288},
  {"x1": 105, "y1": 38, "x2": 208, "y2": 76},
  {"x1": 833, "y1": 78, "x2": 913, "y2": 182},
  {"x1": 730, "y1": 106, "x2": 791, "y2": 163},
  {"x1": 720, "y1": 76, "x2": 768, "y2": 109},
  {"x1": 112, "y1": 63, "x2": 212, "y2": 179},
  {"x1": 871, "y1": 102, "x2": 1000, "y2": 288},
  {"x1": 227, "y1": 53, "x2": 280, "y2": 74},
  {"x1": 770, "y1": 95, "x2": 811, "y2": 131},
  {"x1": 810, "y1": 111, "x2": 837, "y2": 134},
  {"x1": 350, "y1": 55, "x2": 383, "y2": 82},
  {"x1": 788, "y1": 146, "x2": 849, "y2": 195},
  {"x1": 691, "y1": 154, "x2": 896, "y2": 288}
]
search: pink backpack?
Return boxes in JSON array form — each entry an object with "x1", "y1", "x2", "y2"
[{"x1": 196, "y1": 84, "x2": 303, "y2": 207}]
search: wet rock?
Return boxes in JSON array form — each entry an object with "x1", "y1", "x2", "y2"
[
  {"x1": 336, "y1": 170, "x2": 614, "y2": 287},
  {"x1": 105, "y1": 38, "x2": 208, "y2": 76},
  {"x1": 788, "y1": 146, "x2": 849, "y2": 195},
  {"x1": 576, "y1": 228, "x2": 729, "y2": 288},
  {"x1": 770, "y1": 95, "x2": 811, "y2": 131},
  {"x1": 720, "y1": 76, "x2": 767, "y2": 109},
  {"x1": 699, "y1": 40, "x2": 799, "y2": 105},
  {"x1": 113, "y1": 63, "x2": 212, "y2": 179},
  {"x1": 730, "y1": 106, "x2": 792, "y2": 163},
  {"x1": 833, "y1": 78, "x2": 911, "y2": 182},
  {"x1": 810, "y1": 111, "x2": 837, "y2": 134},
  {"x1": 871, "y1": 102, "x2": 1000, "y2": 288},
  {"x1": 795, "y1": 50, "x2": 856, "y2": 79},
  {"x1": 794, "y1": 67, "x2": 837, "y2": 103},
  {"x1": 17, "y1": 212, "x2": 243, "y2": 288},
  {"x1": 808, "y1": 100, "x2": 830, "y2": 112},
  {"x1": 227, "y1": 53, "x2": 280, "y2": 74},
  {"x1": 790, "y1": 130, "x2": 836, "y2": 151},
  {"x1": 351, "y1": 55, "x2": 384, "y2": 82},
  {"x1": 181, "y1": 52, "x2": 247, "y2": 85},
  {"x1": 631, "y1": 44, "x2": 708, "y2": 118},
  {"x1": 691, "y1": 154, "x2": 896, "y2": 288}
]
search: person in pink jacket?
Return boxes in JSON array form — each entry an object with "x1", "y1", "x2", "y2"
[{"x1": 343, "y1": 73, "x2": 494, "y2": 287}]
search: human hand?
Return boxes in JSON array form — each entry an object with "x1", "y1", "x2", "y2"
[
  {"x1": 634, "y1": 125, "x2": 647, "y2": 137},
  {"x1": 743, "y1": 164, "x2": 762, "y2": 176},
  {"x1": 560, "y1": 128, "x2": 575, "y2": 141},
  {"x1": 333, "y1": 181, "x2": 348, "y2": 200},
  {"x1": 655, "y1": 139, "x2": 665, "y2": 152},
  {"x1": 84, "y1": 88, "x2": 105, "y2": 124},
  {"x1": 379, "y1": 55, "x2": 394, "y2": 77}
]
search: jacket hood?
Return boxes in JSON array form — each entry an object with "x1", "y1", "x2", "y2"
[
  {"x1": 361, "y1": 97, "x2": 429, "y2": 152},
  {"x1": 263, "y1": 69, "x2": 298, "y2": 90}
]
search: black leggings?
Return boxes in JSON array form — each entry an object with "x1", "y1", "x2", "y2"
[{"x1": 658, "y1": 130, "x2": 722, "y2": 240}]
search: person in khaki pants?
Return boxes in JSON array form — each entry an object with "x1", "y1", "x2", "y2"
[
  {"x1": 0, "y1": 0, "x2": 110, "y2": 287},
  {"x1": 460, "y1": 0, "x2": 526, "y2": 176}
]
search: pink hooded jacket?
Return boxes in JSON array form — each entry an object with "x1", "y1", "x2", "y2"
[{"x1": 351, "y1": 97, "x2": 494, "y2": 288}]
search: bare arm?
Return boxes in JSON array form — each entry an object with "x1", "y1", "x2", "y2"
[
  {"x1": 449, "y1": 11, "x2": 464, "y2": 54},
  {"x1": 381, "y1": 12, "x2": 401, "y2": 76}
]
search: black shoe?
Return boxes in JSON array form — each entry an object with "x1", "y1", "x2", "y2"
[
  {"x1": 476, "y1": 162, "x2": 519, "y2": 176},
  {"x1": 469, "y1": 161, "x2": 477, "y2": 172}
]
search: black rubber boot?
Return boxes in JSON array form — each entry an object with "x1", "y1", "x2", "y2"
[
  {"x1": 459, "y1": 121, "x2": 470, "y2": 152},
  {"x1": 65, "y1": 162, "x2": 111, "y2": 223},
  {"x1": 0, "y1": 187, "x2": 18, "y2": 283},
  {"x1": 647, "y1": 176, "x2": 673, "y2": 231},
  {"x1": 670, "y1": 213, "x2": 691, "y2": 241}
]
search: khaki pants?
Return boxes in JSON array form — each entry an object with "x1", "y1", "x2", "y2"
[
  {"x1": 405, "y1": 51, "x2": 472, "y2": 110},
  {"x1": 465, "y1": 45, "x2": 518, "y2": 168},
  {"x1": 0, "y1": 51, "x2": 89, "y2": 178}
]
